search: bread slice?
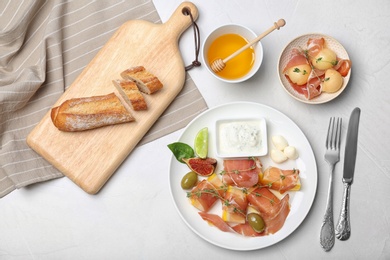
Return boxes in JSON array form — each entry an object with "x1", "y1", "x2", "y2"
[
  {"x1": 112, "y1": 79, "x2": 147, "y2": 111},
  {"x1": 51, "y1": 93, "x2": 134, "y2": 132},
  {"x1": 120, "y1": 66, "x2": 163, "y2": 94}
]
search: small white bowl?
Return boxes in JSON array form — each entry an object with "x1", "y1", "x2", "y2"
[
  {"x1": 215, "y1": 117, "x2": 268, "y2": 158},
  {"x1": 278, "y1": 33, "x2": 351, "y2": 104},
  {"x1": 202, "y1": 24, "x2": 263, "y2": 83}
]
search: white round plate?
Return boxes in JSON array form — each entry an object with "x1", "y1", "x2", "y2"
[
  {"x1": 278, "y1": 33, "x2": 351, "y2": 104},
  {"x1": 169, "y1": 102, "x2": 318, "y2": 251}
]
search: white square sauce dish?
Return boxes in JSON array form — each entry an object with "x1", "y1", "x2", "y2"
[{"x1": 215, "y1": 118, "x2": 268, "y2": 158}]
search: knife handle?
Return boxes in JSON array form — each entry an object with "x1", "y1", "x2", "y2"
[{"x1": 335, "y1": 182, "x2": 351, "y2": 240}]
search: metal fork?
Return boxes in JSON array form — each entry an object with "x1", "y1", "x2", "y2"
[{"x1": 320, "y1": 117, "x2": 342, "y2": 252}]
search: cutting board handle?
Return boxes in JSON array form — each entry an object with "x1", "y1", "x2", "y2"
[{"x1": 163, "y1": 2, "x2": 199, "y2": 39}]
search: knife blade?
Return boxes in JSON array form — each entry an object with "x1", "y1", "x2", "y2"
[
  {"x1": 335, "y1": 107, "x2": 361, "y2": 240},
  {"x1": 342, "y1": 107, "x2": 361, "y2": 183}
]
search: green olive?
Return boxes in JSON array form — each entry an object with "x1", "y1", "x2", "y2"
[
  {"x1": 247, "y1": 213, "x2": 265, "y2": 233},
  {"x1": 181, "y1": 171, "x2": 198, "y2": 190}
]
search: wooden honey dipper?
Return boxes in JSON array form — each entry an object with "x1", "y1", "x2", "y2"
[{"x1": 210, "y1": 19, "x2": 286, "y2": 73}]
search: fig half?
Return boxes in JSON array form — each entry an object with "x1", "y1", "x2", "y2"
[{"x1": 182, "y1": 157, "x2": 217, "y2": 177}]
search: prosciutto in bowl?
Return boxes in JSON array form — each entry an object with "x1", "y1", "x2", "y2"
[{"x1": 278, "y1": 34, "x2": 351, "y2": 104}]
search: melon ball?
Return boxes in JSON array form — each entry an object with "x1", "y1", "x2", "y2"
[
  {"x1": 286, "y1": 64, "x2": 312, "y2": 85},
  {"x1": 322, "y1": 69, "x2": 343, "y2": 93},
  {"x1": 311, "y1": 48, "x2": 337, "y2": 70}
]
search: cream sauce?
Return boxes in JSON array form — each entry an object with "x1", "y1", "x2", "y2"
[{"x1": 218, "y1": 120, "x2": 263, "y2": 156}]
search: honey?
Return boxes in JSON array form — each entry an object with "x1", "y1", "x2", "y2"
[{"x1": 207, "y1": 33, "x2": 255, "y2": 80}]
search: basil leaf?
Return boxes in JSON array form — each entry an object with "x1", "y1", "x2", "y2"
[{"x1": 168, "y1": 142, "x2": 194, "y2": 163}]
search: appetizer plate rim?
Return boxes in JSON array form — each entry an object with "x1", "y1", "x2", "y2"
[{"x1": 168, "y1": 101, "x2": 318, "y2": 251}]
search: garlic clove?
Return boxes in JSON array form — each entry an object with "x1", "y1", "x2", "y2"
[
  {"x1": 270, "y1": 149, "x2": 288, "y2": 163},
  {"x1": 272, "y1": 135, "x2": 289, "y2": 151},
  {"x1": 284, "y1": 146, "x2": 299, "y2": 160}
]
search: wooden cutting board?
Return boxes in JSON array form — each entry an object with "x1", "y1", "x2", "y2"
[{"x1": 27, "y1": 2, "x2": 199, "y2": 194}]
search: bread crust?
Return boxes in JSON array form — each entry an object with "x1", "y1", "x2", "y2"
[
  {"x1": 50, "y1": 66, "x2": 162, "y2": 132},
  {"x1": 120, "y1": 66, "x2": 163, "y2": 94},
  {"x1": 51, "y1": 93, "x2": 134, "y2": 132},
  {"x1": 112, "y1": 79, "x2": 147, "y2": 111}
]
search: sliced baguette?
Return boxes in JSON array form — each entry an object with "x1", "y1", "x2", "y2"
[
  {"x1": 51, "y1": 93, "x2": 134, "y2": 132},
  {"x1": 112, "y1": 79, "x2": 147, "y2": 111},
  {"x1": 120, "y1": 66, "x2": 163, "y2": 94}
]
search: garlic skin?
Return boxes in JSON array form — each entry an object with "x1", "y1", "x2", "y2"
[
  {"x1": 272, "y1": 135, "x2": 289, "y2": 151},
  {"x1": 284, "y1": 146, "x2": 299, "y2": 160},
  {"x1": 270, "y1": 149, "x2": 288, "y2": 163}
]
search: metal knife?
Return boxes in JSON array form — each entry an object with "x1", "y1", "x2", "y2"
[{"x1": 335, "y1": 107, "x2": 361, "y2": 240}]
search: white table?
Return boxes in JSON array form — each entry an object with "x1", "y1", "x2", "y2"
[{"x1": 1, "y1": 0, "x2": 389, "y2": 259}]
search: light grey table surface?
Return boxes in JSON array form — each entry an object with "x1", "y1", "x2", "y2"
[{"x1": 1, "y1": 0, "x2": 389, "y2": 259}]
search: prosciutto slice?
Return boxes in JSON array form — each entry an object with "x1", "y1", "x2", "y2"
[
  {"x1": 196, "y1": 185, "x2": 292, "y2": 236},
  {"x1": 285, "y1": 72, "x2": 322, "y2": 99},
  {"x1": 334, "y1": 58, "x2": 352, "y2": 77},
  {"x1": 306, "y1": 74, "x2": 323, "y2": 99},
  {"x1": 259, "y1": 167, "x2": 300, "y2": 194},
  {"x1": 198, "y1": 212, "x2": 263, "y2": 236},
  {"x1": 198, "y1": 212, "x2": 232, "y2": 232},
  {"x1": 222, "y1": 158, "x2": 262, "y2": 188},
  {"x1": 262, "y1": 195, "x2": 290, "y2": 234},
  {"x1": 306, "y1": 37, "x2": 325, "y2": 57},
  {"x1": 282, "y1": 48, "x2": 309, "y2": 73},
  {"x1": 247, "y1": 187, "x2": 290, "y2": 234},
  {"x1": 207, "y1": 173, "x2": 226, "y2": 197},
  {"x1": 188, "y1": 180, "x2": 220, "y2": 212},
  {"x1": 232, "y1": 223, "x2": 266, "y2": 237},
  {"x1": 222, "y1": 186, "x2": 248, "y2": 224},
  {"x1": 283, "y1": 47, "x2": 322, "y2": 100}
]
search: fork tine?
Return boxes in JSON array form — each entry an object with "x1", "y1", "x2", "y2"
[
  {"x1": 326, "y1": 117, "x2": 334, "y2": 149},
  {"x1": 331, "y1": 118, "x2": 338, "y2": 150},
  {"x1": 336, "y1": 118, "x2": 342, "y2": 150},
  {"x1": 326, "y1": 117, "x2": 335, "y2": 149}
]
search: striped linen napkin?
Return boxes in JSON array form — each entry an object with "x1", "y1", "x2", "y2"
[{"x1": 0, "y1": 0, "x2": 207, "y2": 198}]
